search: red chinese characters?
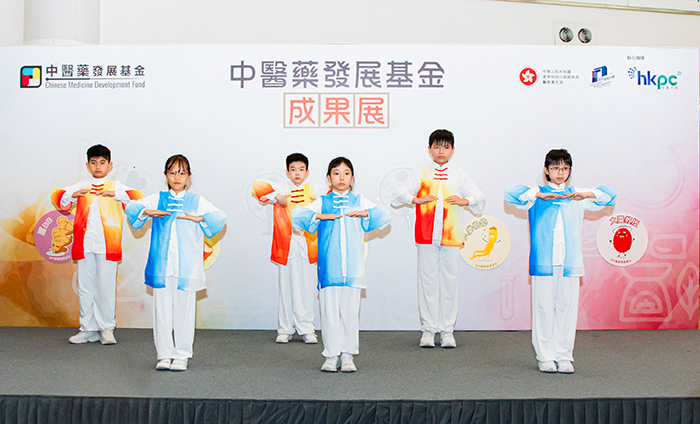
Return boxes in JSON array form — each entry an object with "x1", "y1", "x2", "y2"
[{"x1": 285, "y1": 93, "x2": 389, "y2": 128}]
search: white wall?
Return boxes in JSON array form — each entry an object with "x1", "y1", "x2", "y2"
[
  {"x1": 1, "y1": 0, "x2": 700, "y2": 48},
  {"x1": 0, "y1": 0, "x2": 23, "y2": 46},
  {"x1": 99, "y1": 0, "x2": 700, "y2": 48},
  {"x1": 24, "y1": 0, "x2": 100, "y2": 45}
]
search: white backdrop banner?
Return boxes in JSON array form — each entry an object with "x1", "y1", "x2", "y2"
[{"x1": 1, "y1": 45, "x2": 698, "y2": 331}]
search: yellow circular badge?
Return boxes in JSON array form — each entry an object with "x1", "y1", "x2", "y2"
[
  {"x1": 203, "y1": 234, "x2": 221, "y2": 270},
  {"x1": 460, "y1": 216, "x2": 511, "y2": 270}
]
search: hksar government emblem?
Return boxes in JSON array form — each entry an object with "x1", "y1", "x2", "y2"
[{"x1": 596, "y1": 213, "x2": 648, "y2": 266}]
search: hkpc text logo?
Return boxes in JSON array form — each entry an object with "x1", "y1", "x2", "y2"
[{"x1": 628, "y1": 67, "x2": 681, "y2": 90}]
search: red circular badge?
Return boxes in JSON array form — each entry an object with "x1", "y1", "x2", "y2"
[
  {"x1": 520, "y1": 68, "x2": 537, "y2": 86},
  {"x1": 597, "y1": 213, "x2": 648, "y2": 267}
]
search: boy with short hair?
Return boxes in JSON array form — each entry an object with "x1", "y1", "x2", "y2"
[
  {"x1": 392, "y1": 129, "x2": 486, "y2": 348},
  {"x1": 252, "y1": 153, "x2": 326, "y2": 344},
  {"x1": 505, "y1": 149, "x2": 616, "y2": 374},
  {"x1": 51, "y1": 144, "x2": 143, "y2": 345}
]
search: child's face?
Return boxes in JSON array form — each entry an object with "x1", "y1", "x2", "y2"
[
  {"x1": 428, "y1": 142, "x2": 454, "y2": 166},
  {"x1": 166, "y1": 163, "x2": 191, "y2": 194},
  {"x1": 86, "y1": 156, "x2": 113, "y2": 179},
  {"x1": 327, "y1": 163, "x2": 353, "y2": 193},
  {"x1": 544, "y1": 162, "x2": 571, "y2": 185},
  {"x1": 286, "y1": 161, "x2": 309, "y2": 186}
]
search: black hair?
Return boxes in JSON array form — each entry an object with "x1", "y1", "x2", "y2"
[
  {"x1": 428, "y1": 129, "x2": 454, "y2": 148},
  {"x1": 327, "y1": 157, "x2": 354, "y2": 191},
  {"x1": 86, "y1": 144, "x2": 111, "y2": 162},
  {"x1": 164, "y1": 154, "x2": 192, "y2": 190},
  {"x1": 327, "y1": 157, "x2": 354, "y2": 176},
  {"x1": 286, "y1": 153, "x2": 309, "y2": 170},
  {"x1": 544, "y1": 149, "x2": 572, "y2": 182},
  {"x1": 164, "y1": 154, "x2": 191, "y2": 175}
]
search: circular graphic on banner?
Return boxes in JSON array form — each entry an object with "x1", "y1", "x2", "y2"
[
  {"x1": 204, "y1": 234, "x2": 221, "y2": 270},
  {"x1": 243, "y1": 169, "x2": 287, "y2": 226},
  {"x1": 460, "y1": 216, "x2": 511, "y2": 270},
  {"x1": 375, "y1": 163, "x2": 417, "y2": 216},
  {"x1": 34, "y1": 210, "x2": 75, "y2": 263},
  {"x1": 519, "y1": 68, "x2": 537, "y2": 86},
  {"x1": 596, "y1": 213, "x2": 648, "y2": 266}
]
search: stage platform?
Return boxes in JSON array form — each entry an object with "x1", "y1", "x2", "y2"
[{"x1": 1, "y1": 327, "x2": 699, "y2": 423}]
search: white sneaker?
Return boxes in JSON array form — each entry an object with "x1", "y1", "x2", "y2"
[
  {"x1": 419, "y1": 331, "x2": 435, "y2": 348},
  {"x1": 440, "y1": 332, "x2": 457, "y2": 348},
  {"x1": 557, "y1": 360, "x2": 575, "y2": 374},
  {"x1": 68, "y1": 331, "x2": 100, "y2": 344},
  {"x1": 156, "y1": 359, "x2": 171, "y2": 371},
  {"x1": 303, "y1": 333, "x2": 318, "y2": 344},
  {"x1": 321, "y1": 356, "x2": 339, "y2": 372},
  {"x1": 538, "y1": 360, "x2": 557, "y2": 373},
  {"x1": 340, "y1": 353, "x2": 357, "y2": 373},
  {"x1": 100, "y1": 330, "x2": 117, "y2": 345},
  {"x1": 170, "y1": 359, "x2": 188, "y2": 371},
  {"x1": 275, "y1": 333, "x2": 292, "y2": 343}
]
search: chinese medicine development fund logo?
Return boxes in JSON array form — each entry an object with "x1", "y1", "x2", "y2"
[
  {"x1": 596, "y1": 213, "x2": 648, "y2": 266},
  {"x1": 460, "y1": 216, "x2": 511, "y2": 269},
  {"x1": 519, "y1": 68, "x2": 537, "y2": 86},
  {"x1": 20, "y1": 66, "x2": 42, "y2": 88}
]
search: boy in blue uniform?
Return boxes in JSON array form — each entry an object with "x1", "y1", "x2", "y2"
[{"x1": 505, "y1": 149, "x2": 615, "y2": 374}]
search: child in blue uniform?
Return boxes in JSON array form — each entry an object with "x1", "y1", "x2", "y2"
[
  {"x1": 505, "y1": 149, "x2": 615, "y2": 374},
  {"x1": 292, "y1": 157, "x2": 390, "y2": 372},
  {"x1": 126, "y1": 155, "x2": 226, "y2": 371}
]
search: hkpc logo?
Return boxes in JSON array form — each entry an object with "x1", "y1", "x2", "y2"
[
  {"x1": 20, "y1": 66, "x2": 42, "y2": 88},
  {"x1": 628, "y1": 67, "x2": 681, "y2": 90}
]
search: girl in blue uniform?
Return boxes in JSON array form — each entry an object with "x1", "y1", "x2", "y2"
[
  {"x1": 126, "y1": 155, "x2": 226, "y2": 371},
  {"x1": 292, "y1": 157, "x2": 390, "y2": 372}
]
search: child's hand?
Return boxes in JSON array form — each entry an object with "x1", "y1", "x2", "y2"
[
  {"x1": 536, "y1": 192, "x2": 565, "y2": 201},
  {"x1": 562, "y1": 191, "x2": 594, "y2": 201},
  {"x1": 177, "y1": 213, "x2": 204, "y2": 223},
  {"x1": 445, "y1": 195, "x2": 469, "y2": 207},
  {"x1": 145, "y1": 209, "x2": 171, "y2": 218},
  {"x1": 315, "y1": 213, "x2": 342, "y2": 221},
  {"x1": 413, "y1": 195, "x2": 438, "y2": 205},
  {"x1": 95, "y1": 190, "x2": 115, "y2": 198},
  {"x1": 72, "y1": 188, "x2": 90, "y2": 198},
  {"x1": 275, "y1": 193, "x2": 290, "y2": 207},
  {"x1": 345, "y1": 210, "x2": 369, "y2": 218}
]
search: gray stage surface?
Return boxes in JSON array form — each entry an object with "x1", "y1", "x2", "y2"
[{"x1": 1, "y1": 328, "x2": 698, "y2": 401}]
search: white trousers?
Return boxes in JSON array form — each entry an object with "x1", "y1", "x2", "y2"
[
  {"x1": 319, "y1": 286, "x2": 361, "y2": 358},
  {"x1": 153, "y1": 277, "x2": 197, "y2": 360},
  {"x1": 531, "y1": 266, "x2": 580, "y2": 362},
  {"x1": 417, "y1": 242, "x2": 459, "y2": 334},
  {"x1": 278, "y1": 239, "x2": 316, "y2": 336},
  {"x1": 77, "y1": 253, "x2": 117, "y2": 332}
]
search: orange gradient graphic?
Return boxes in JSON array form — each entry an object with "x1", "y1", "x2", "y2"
[
  {"x1": 50, "y1": 181, "x2": 142, "y2": 261},
  {"x1": 415, "y1": 170, "x2": 462, "y2": 247},
  {"x1": 252, "y1": 180, "x2": 318, "y2": 266},
  {"x1": 1, "y1": 191, "x2": 79, "y2": 326}
]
